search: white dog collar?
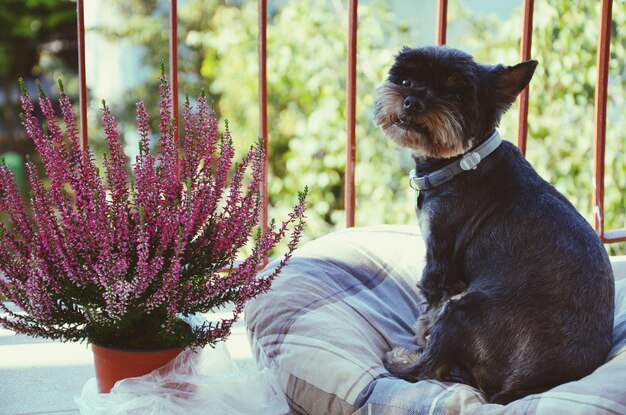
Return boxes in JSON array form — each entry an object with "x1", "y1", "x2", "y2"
[{"x1": 409, "y1": 130, "x2": 502, "y2": 191}]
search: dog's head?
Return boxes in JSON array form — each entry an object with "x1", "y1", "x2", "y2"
[{"x1": 374, "y1": 46, "x2": 537, "y2": 158}]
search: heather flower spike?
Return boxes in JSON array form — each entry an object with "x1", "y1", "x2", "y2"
[
  {"x1": 18, "y1": 78, "x2": 27, "y2": 95},
  {"x1": 0, "y1": 74, "x2": 307, "y2": 350},
  {"x1": 36, "y1": 79, "x2": 46, "y2": 98}
]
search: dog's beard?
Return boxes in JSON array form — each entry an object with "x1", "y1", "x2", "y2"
[{"x1": 374, "y1": 82, "x2": 471, "y2": 158}]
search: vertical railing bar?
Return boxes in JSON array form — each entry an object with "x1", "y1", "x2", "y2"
[
  {"x1": 259, "y1": 0, "x2": 269, "y2": 238},
  {"x1": 345, "y1": 0, "x2": 358, "y2": 228},
  {"x1": 516, "y1": 0, "x2": 534, "y2": 156},
  {"x1": 436, "y1": 0, "x2": 448, "y2": 46},
  {"x1": 169, "y1": 0, "x2": 180, "y2": 148},
  {"x1": 76, "y1": 0, "x2": 88, "y2": 149},
  {"x1": 592, "y1": 0, "x2": 612, "y2": 241}
]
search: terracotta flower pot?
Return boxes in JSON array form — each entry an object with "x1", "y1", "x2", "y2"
[{"x1": 91, "y1": 343, "x2": 183, "y2": 393}]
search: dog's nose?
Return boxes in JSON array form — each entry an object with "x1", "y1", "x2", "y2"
[{"x1": 403, "y1": 96, "x2": 422, "y2": 111}]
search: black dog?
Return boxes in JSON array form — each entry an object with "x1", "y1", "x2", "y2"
[{"x1": 374, "y1": 46, "x2": 615, "y2": 404}]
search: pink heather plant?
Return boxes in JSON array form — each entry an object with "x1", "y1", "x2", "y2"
[{"x1": 0, "y1": 74, "x2": 307, "y2": 349}]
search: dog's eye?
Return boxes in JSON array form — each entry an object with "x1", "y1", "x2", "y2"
[{"x1": 401, "y1": 79, "x2": 412, "y2": 87}]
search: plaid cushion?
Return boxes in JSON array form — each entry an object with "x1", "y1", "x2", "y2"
[{"x1": 245, "y1": 225, "x2": 626, "y2": 415}]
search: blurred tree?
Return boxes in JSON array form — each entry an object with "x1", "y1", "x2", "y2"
[
  {"x1": 103, "y1": 0, "x2": 416, "y2": 243},
  {"x1": 201, "y1": 0, "x2": 415, "y2": 239},
  {"x1": 98, "y1": 0, "x2": 222, "y2": 124},
  {"x1": 99, "y1": 0, "x2": 624, "y2": 253},
  {"x1": 0, "y1": 0, "x2": 77, "y2": 156}
]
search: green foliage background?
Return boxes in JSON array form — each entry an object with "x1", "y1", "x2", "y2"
[
  {"x1": 105, "y1": 0, "x2": 417, "y2": 244},
  {"x1": 99, "y1": 0, "x2": 624, "y2": 254},
  {"x1": 204, "y1": 0, "x2": 418, "y2": 238}
]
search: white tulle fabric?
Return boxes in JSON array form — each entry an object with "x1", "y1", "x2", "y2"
[{"x1": 75, "y1": 343, "x2": 289, "y2": 415}]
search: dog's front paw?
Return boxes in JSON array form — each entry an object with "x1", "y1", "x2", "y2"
[
  {"x1": 383, "y1": 347, "x2": 422, "y2": 377},
  {"x1": 413, "y1": 302, "x2": 445, "y2": 346}
]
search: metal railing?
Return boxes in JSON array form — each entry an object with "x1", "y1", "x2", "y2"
[{"x1": 74, "y1": 0, "x2": 625, "y2": 244}]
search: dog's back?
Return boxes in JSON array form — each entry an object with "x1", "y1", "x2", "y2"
[{"x1": 454, "y1": 141, "x2": 614, "y2": 402}]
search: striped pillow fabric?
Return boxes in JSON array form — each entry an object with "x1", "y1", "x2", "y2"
[{"x1": 246, "y1": 225, "x2": 626, "y2": 415}]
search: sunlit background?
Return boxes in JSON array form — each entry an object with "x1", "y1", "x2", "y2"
[{"x1": 0, "y1": 0, "x2": 624, "y2": 254}]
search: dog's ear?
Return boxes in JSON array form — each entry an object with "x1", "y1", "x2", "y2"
[{"x1": 492, "y1": 60, "x2": 538, "y2": 106}]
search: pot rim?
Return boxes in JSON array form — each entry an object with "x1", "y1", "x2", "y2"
[{"x1": 90, "y1": 341, "x2": 185, "y2": 354}]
